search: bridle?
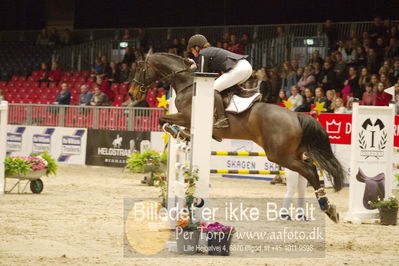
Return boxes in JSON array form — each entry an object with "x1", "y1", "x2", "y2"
[{"x1": 132, "y1": 55, "x2": 192, "y2": 93}]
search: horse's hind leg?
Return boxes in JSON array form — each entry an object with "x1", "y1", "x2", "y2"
[{"x1": 282, "y1": 157, "x2": 339, "y2": 223}]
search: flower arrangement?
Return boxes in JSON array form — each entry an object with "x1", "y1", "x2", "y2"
[
  {"x1": 369, "y1": 196, "x2": 399, "y2": 209},
  {"x1": 126, "y1": 149, "x2": 167, "y2": 173},
  {"x1": 176, "y1": 215, "x2": 207, "y2": 231},
  {"x1": 204, "y1": 222, "x2": 236, "y2": 234},
  {"x1": 5, "y1": 150, "x2": 57, "y2": 177}
]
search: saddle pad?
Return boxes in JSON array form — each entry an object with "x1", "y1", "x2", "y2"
[{"x1": 225, "y1": 92, "x2": 261, "y2": 114}]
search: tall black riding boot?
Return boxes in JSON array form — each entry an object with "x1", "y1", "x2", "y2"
[{"x1": 213, "y1": 91, "x2": 229, "y2": 128}]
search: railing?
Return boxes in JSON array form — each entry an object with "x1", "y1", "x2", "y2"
[{"x1": 8, "y1": 104, "x2": 166, "y2": 132}]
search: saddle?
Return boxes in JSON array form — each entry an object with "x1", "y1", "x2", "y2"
[
  {"x1": 356, "y1": 168, "x2": 385, "y2": 210},
  {"x1": 221, "y1": 85, "x2": 261, "y2": 114}
]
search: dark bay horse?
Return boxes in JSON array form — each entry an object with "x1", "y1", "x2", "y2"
[{"x1": 130, "y1": 52, "x2": 344, "y2": 222}]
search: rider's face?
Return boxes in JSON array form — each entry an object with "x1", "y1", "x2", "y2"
[{"x1": 191, "y1": 46, "x2": 200, "y2": 57}]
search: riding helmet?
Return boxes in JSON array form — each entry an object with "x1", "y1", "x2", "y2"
[{"x1": 187, "y1": 34, "x2": 208, "y2": 50}]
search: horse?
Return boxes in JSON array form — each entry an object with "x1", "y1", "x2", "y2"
[{"x1": 129, "y1": 51, "x2": 345, "y2": 223}]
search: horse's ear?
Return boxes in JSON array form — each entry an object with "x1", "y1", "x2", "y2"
[{"x1": 145, "y1": 48, "x2": 153, "y2": 61}]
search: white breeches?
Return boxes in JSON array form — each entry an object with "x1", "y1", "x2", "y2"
[
  {"x1": 214, "y1": 59, "x2": 253, "y2": 92},
  {"x1": 282, "y1": 168, "x2": 308, "y2": 212}
]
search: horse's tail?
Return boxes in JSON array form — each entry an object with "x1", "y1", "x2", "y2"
[{"x1": 297, "y1": 113, "x2": 345, "y2": 191}]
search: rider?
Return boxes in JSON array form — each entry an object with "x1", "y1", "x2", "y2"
[{"x1": 187, "y1": 34, "x2": 253, "y2": 128}]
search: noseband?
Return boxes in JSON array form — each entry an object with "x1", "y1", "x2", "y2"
[{"x1": 132, "y1": 56, "x2": 192, "y2": 92}]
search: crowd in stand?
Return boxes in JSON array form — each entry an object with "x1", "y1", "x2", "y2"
[{"x1": 1, "y1": 17, "x2": 399, "y2": 115}]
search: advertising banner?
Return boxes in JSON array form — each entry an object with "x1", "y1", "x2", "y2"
[
  {"x1": 86, "y1": 129, "x2": 150, "y2": 167},
  {"x1": 346, "y1": 103, "x2": 395, "y2": 222},
  {"x1": 6, "y1": 126, "x2": 87, "y2": 165}
]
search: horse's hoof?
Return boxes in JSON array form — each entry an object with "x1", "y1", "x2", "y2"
[{"x1": 325, "y1": 204, "x2": 339, "y2": 223}]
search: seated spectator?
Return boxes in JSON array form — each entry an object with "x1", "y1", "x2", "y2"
[
  {"x1": 281, "y1": 61, "x2": 297, "y2": 97},
  {"x1": 240, "y1": 33, "x2": 251, "y2": 47},
  {"x1": 98, "y1": 55, "x2": 111, "y2": 76},
  {"x1": 269, "y1": 68, "x2": 282, "y2": 99},
  {"x1": 106, "y1": 61, "x2": 119, "y2": 83},
  {"x1": 367, "y1": 48, "x2": 378, "y2": 74},
  {"x1": 291, "y1": 59, "x2": 299, "y2": 72},
  {"x1": 297, "y1": 65, "x2": 316, "y2": 92},
  {"x1": 314, "y1": 87, "x2": 331, "y2": 111},
  {"x1": 345, "y1": 97, "x2": 355, "y2": 113},
  {"x1": 326, "y1": 89, "x2": 337, "y2": 112},
  {"x1": 48, "y1": 62, "x2": 62, "y2": 82},
  {"x1": 92, "y1": 58, "x2": 102, "y2": 76},
  {"x1": 119, "y1": 63, "x2": 130, "y2": 83},
  {"x1": 370, "y1": 74, "x2": 380, "y2": 91},
  {"x1": 380, "y1": 73, "x2": 392, "y2": 88},
  {"x1": 312, "y1": 62, "x2": 322, "y2": 83},
  {"x1": 256, "y1": 69, "x2": 273, "y2": 103},
  {"x1": 36, "y1": 28, "x2": 49, "y2": 46},
  {"x1": 333, "y1": 97, "x2": 346, "y2": 113},
  {"x1": 309, "y1": 50, "x2": 323, "y2": 65},
  {"x1": 134, "y1": 49, "x2": 145, "y2": 62},
  {"x1": 276, "y1": 89, "x2": 287, "y2": 106},
  {"x1": 386, "y1": 38, "x2": 399, "y2": 58},
  {"x1": 342, "y1": 67, "x2": 360, "y2": 99},
  {"x1": 288, "y1": 86, "x2": 303, "y2": 111},
  {"x1": 334, "y1": 52, "x2": 347, "y2": 84},
  {"x1": 221, "y1": 32, "x2": 230, "y2": 43},
  {"x1": 375, "y1": 37, "x2": 386, "y2": 64},
  {"x1": 320, "y1": 61, "x2": 337, "y2": 91},
  {"x1": 169, "y1": 38, "x2": 181, "y2": 55},
  {"x1": 393, "y1": 59, "x2": 399, "y2": 82},
  {"x1": 90, "y1": 86, "x2": 109, "y2": 106},
  {"x1": 295, "y1": 88, "x2": 314, "y2": 112},
  {"x1": 96, "y1": 76, "x2": 115, "y2": 102},
  {"x1": 121, "y1": 47, "x2": 136, "y2": 66},
  {"x1": 354, "y1": 46, "x2": 367, "y2": 69},
  {"x1": 375, "y1": 82, "x2": 392, "y2": 106},
  {"x1": 79, "y1": 85, "x2": 93, "y2": 106},
  {"x1": 296, "y1": 67, "x2": 304, "y2": 80},
  {"x1": 340, "y1": 41, "x2": 356, "y2": 66},
  {"x1": 55, "y1": 83, "x2": 71, "y2": 105},
  {"x1": 361, "y1": 83, "x2": 377, "y2": 105},
  {"x1": 227, "y1": 34, "x2": 244, "y2": 55},
  {"x1": 358, "y1": 67, "x2": 370, "y2": 92},
  {"x1": 38, "y1": 62, "x2": 50, "y2": 82}
]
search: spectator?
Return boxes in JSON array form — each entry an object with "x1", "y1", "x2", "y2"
[
  {"x1": 312, "y1": 62, "x2": 322, "y2": 83},
  {"x1": 295, "y1": 88, "x2": 314, "y2": 112},
  {"x1": 367, "y1": 48, "x2": 378, "y2": 74},
  {"x1": 132, "y1": 93, "x2": 149, "y2": 107},
  {"x1": 48, "y1": 62, "x2": 62, "y2": 82},
  {"x1": 291, "y1": 59, "x2": 299, "y2": 71},
  {"x1": 375, "y1": 82, "x2": 392, "y2": 106},
  {"x1": 92, "y1": 58, "x2": 102, "y2": 75},
  {"x1": 136, "y1": 28, "x2": 148, "y2": 50},
  {"x1": 370, "y1": 74, "x2": 380, "y2": 91},
  {"x1": 342, "y1": 66, "x2": 360, "y2": 98},
  {"x1": 221, "y1": 32, "x2": 230, "y2": 43},
  {"x1": 320, "y1": 61, "x2": 337, "y2": 91},
  {"x1": 361, "y1": 83, "x2": 377, "y2": 106},
  {"x1": 393, "y1": 59, "x2": 399, "y2": 82},
  {"x1": 79, "y1": 85, "x2": 93, "y2": 106},
  {"x1": 322, "y1": 19, "x2": 338, "y2": 52},
  {"x1": 296, "y1": 67, "x2": 304, "y2": 80},
  {"x1": 354, "y1": 46, "x2": 367, "y2": 69},
  {"x1": 240, "y1": 33, "x2": 251, "y2": 47},
  {"x1": 121, "y1": 29, "x2": 132, "y2": 40},
  {"x1": 276, "y1": 89, "x2": 287, "y2": 106},
  {"x1": 334, "y1": 52, "x2": 347, "y2": 85},
  {"x1": 98, "y1": 55, "x2": 111, "y2": 76},
  {"x1": 380, "y1": 73, "x2": 392, "y2": 88},
  {"x1": 55, "y1": 83, "x2": 71, "y2": 105},
  {"x1": 345, "y1": 97, "x2": 355, "y2": 113},
  {"x1": 180, "y1": 38, "x2": 187, "y2": 53},
  {"x1": 288, "y1": 86, "x2": 303, "y2": 111},
  {"x1": 134, "y1": 49, "x2": 145, "y2": 62},
  {"x1": 227, "y1": 34, "x2": 244, "y2": 55},
  {"x1": 386, "y1": 38, "x2": 399, "y2": 59},
  {"x1": 96, "y1": 76, "x2": 115, "y2": 101},
  {"x1": 368, "y1": 17, "x2": 385, "y2": 40},
  {"x1": 297, "y1": 65, "x2": 316, "y2": 92},
  {"x1": 375, "y1": 37, "x2": 386, "y2": 64},
  {"x1": 333, "y1": 97, "x2": 346, "y2": 113},
  {"x1": 326, "y1": 89, "x2": 337, "y2": 112},
  {"x1": 389, "y1": 26, "x2": 399, "y2": 40},
  {"x1": 119, "y1": 63, "x2": 130, "y2": 83},
  {"x1": 268, "y1": 68, "x2": 282, "y2": 99},
  {"x1": 106, "y1": 61, "x2": 119, "y2": 83},
  {"x1": 256, "y1": 69, "x2": 273, "y2": 103},
  {"x1": 309, "y1": 50, "x2": 323, "y2": 65},
  {"x1": 121, "y1": 47, "x2": 136, "y2": 66},
  {"x1": 169, "y1": 38, "x2": 181, "y2": 55},
  {"x1": 38, "y1": 62, "x2": 50, "y2": 82},
  {"x1": 36, "y1": 28, "x2": 49, "y2": 46},
  {"x1": 358, "y1": 67, "x2": 371, "y2": 91},
  {"x1": 60, "y1": 28, "x2": 73, "y2": 46},
  {"x1": 90, "y1": 86, "x2": 109, "y2": 106},
  {"x1": 340, "y1": 41, "x2": 356, "y2": 65},
  {"x1": 280, "y1": 61, "x2": 297, "y2": 97},
  {"x1": 314, "y1": 87, "x2": 331, "y2": 111}
]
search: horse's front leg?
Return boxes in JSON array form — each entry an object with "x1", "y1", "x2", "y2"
[{"x1": 159, "y1": 113, "x2": 191, "y2": 140}]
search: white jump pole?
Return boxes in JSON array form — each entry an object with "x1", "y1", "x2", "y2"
[
  {"x1": 190, "y1": 72, "x2": 218, "y2": 221},
  {"x1": 0, "y1": 101, "x2": 9, "y2": 195}
]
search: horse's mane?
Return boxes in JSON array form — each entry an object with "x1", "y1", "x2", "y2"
[{"x1": 151, "y1": 52, "x2": 191, "y2": 67}]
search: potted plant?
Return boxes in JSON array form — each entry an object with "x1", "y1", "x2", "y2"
[
  {"x1": 369, "y1": 196, "x2": 399, "y2": 225},
  {"x1": 126, "y1": 149, "x2": 167, "y2": 186},
  {"x1": 175, "y1": 215, "x2": 206, "y2": 254},
  {"x1": 204, "y1": 222, "x2": 236, "y2": 256}
]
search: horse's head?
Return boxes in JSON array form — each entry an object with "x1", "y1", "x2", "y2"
[{"x1": 129, "y1": 50, "x2": 194, "y2": 100}]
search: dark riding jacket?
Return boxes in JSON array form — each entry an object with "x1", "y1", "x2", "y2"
[{"x1": 196, "y1": 47, "x2": 248, "y2": 73}]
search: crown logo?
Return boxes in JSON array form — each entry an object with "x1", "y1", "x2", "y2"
[{"x1": 326, "y1": 120, "x2": 341, "y2": 134}]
